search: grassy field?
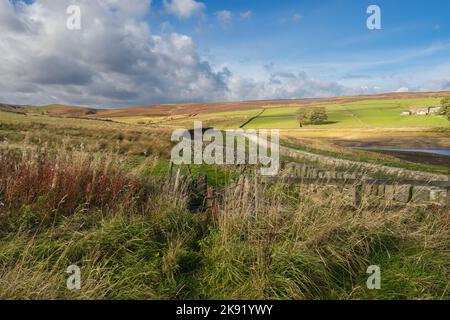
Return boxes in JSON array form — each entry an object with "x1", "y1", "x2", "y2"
[
  {"x1": 241, "y1": 98, "x2": 448, "y2": 129},
  {"x1": 0, "y1": 94, "x2": 449, "y2": 300},
  {"x1": 108, "y1": 97, "x2": 449, "y2": 130},
  {"x1": 0, "y1": 144, "x2": 448, "y2": 299},
  {"x1": 119, "y1": 96, "x2": 449, "y2": 174},
  {"x1": 110, "y1": 109, "x2": 263, "y2": 129}
]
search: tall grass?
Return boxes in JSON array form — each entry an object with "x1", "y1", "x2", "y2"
[
  {"x1": 0, "y1": 150, "x2": 205, "y2": 299},
  {"x1": 0, "y1": 116, "x2": 173, "y2": 157},
  {"x1": 0, "y1": 149, "x2": 448, "y2": 299},
  {"x1": 198, "y1": 178, "x2": 450, "y2": 299}
]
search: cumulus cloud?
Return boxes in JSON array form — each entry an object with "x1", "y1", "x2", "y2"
[
  {"x1": 0, "y1": 0, "x2": 227, "y2": 106},
  {"x1": 396, "y1": 87, "x2": 409, "y2": 93},
  {"x1": 163, "y1": 0, "x2": 205, "y2": 19},
  {"x1": 420, "y1": 78, "x2": 450, "y2": 92},
  {"x1": 3, "y1": 0, "x2": 440, "y2": 108},
  {"x1": 227, "y1": 71, "x2": 347, "y2": 101}
]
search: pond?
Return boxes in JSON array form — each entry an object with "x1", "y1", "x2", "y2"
[{"x1": 351, "y1": 147, "x2": 450, "y2": 156}]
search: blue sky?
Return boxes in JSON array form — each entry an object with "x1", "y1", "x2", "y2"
[
  {"x1": 158, "y1": 0, "x2": 450, "y2": 88},
  {"x1": 1, "y1": 0, "x2": 450, "y2": 106}
]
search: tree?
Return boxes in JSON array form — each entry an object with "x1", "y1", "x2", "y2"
[
  {"x1": 309, "y1": 107, "x2": 328, "y2": 124},
  {"x1": 295, "y1": 107, "x2": 328, "y2": 127},
  {"x1": 295, "y1": 108, "x2": 309, "y2": 128},
  {"x1": 439, "y1": 98, "x2": 450, "y2": 121}
]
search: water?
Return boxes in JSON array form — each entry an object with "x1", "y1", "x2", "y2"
[{"x1": 351, "y1": 147, "x2": 450, "y2": 156}]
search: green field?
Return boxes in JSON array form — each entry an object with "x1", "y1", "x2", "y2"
[
  {"x1": 193, "y1": 98, "x2": 449, "y2": 129},
  {"x1": 98, "y1": 97, "x2": 449, "y2": 130}
]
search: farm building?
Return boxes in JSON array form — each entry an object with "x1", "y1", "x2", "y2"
[
  {"x1": 406, "y1": 106, "x2": 440, "y2": 116},
  {"x1": 427, "y1": 106, "x2": 440, "y2": 114}
]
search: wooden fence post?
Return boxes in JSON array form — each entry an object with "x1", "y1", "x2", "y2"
[
  {"x1": 167, "y1": 161, "x2": 174, "y2": 187},
  {"x1": 198, "y1": 172, "x2": 208, "y2": 211},
  {"x1": 446, "y1": 186, "x2": 450, "y2": 207},
  {"x1": 254, "y1": 174, "x2": 260, "y2": 218},
  {"x1": 173, "y1": 168, "x2": 181, "y2": 193},
  {"x1": 353, "y1": 183, "x2": 363, "y2": 208},
  {"x1": 242, "y1": 177, "x2": 251, "y2": 210},
  {"x1": 168, "y1": 161, "x2": 174, "y2": 176}
]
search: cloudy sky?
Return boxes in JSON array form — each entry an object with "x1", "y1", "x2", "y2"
[{"x1": 1, "y1": 0, "x2": 450, "y2": 107}]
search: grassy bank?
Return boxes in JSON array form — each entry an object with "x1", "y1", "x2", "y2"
[{"x1": 0, "y1": 149, "x2": 448, "y2": 299}]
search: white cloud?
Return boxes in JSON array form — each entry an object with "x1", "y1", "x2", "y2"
[
  {"x1": 396, "y1": 87, "x2": 409, "y2": 93},
  {"x1": 280, "y1": 13, "x2": 303, "y2": 25},
  {"x1": 3, "y1": 0, "x2": 345, "y2": 107},
  {"x1": 0, "y1": 0, "x2": 227, "y2": 107},
  {"x1": 215, "y1": 10, "x2": 233, "y2": 27},
  {"x1": 163, "y1": 0, "x2": 205, "y2": 19},
  {"x1": 227, "y1": 71, "x2": 347, "y2": 101},
  {"x1": 2, "y1": 0, "x2": 447, "y2": 108}
]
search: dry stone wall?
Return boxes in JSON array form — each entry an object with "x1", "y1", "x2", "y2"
[{"x1": 280, "y1": 162, "x2": 449, "y2": 206}]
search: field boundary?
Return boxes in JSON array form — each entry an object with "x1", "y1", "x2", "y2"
[
  {"x1": 240, "y1": 108, "x2": 266, "y2": 128},
  {"x1": 261, "y1": 175, "x2": 450, "y2": 207}
]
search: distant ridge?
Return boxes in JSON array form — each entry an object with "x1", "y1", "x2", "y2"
[
  {"x1": 1, "y1": 91, "x2": 449, "y2": 119},
  {"x1": 0, "y1": 104, "x2": 97, "y2": 117},
  {"x1": 0, "y1": 103, "x2": 28, "y2": 115},
  {"x1": 38, "y1": 104, "x2": 98, "y2": 117}
]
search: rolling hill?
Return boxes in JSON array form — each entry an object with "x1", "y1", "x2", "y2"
[
  {"x1": 1, "y1": 91, "x2": 450, "y2": 120},
  {"x1": 0, "y1": 103, "x2": 28, "y2": 115},
  {"x1": 93, "y1": 91, "x2": 450, "y2": 118}
]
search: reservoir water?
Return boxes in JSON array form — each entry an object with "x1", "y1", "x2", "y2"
[{"x1": 351, "y1": 147, "x2": 450, "y2": 156}]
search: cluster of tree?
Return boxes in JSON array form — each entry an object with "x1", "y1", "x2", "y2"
[
  {"x1": 439, "y1": 98, "x2": 450, "y2": 121},
  {"x1": 295, "y1": 107, "x2": 328, "y2": 127}
]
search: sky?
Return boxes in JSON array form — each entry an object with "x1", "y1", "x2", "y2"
[{"x1": 1, "y1": 0, "x2": 450, "y2": 107}]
